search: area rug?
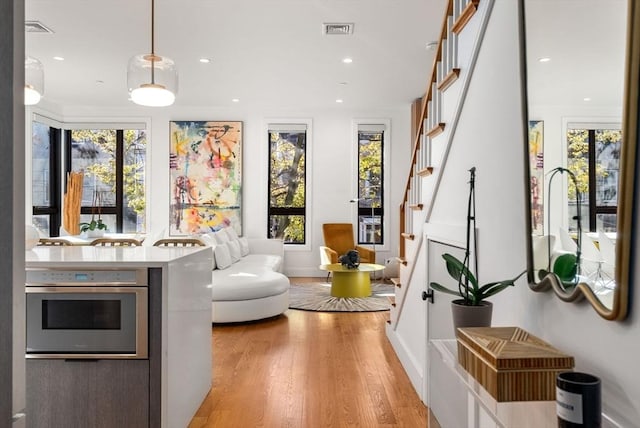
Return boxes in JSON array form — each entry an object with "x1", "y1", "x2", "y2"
[{"x1": 288, "y1": 282, "x2": 394, "y2": 312}]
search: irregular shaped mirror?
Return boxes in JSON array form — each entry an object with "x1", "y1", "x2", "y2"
[{"x1": 521, "y1": 0, "x2": 638, "y2": 320}]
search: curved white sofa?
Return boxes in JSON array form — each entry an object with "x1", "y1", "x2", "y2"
[{"x1": 199, "y1": 229, "x2": 290, "y2": 323}]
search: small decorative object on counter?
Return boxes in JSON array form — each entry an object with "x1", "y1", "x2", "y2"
[
  {"x1": 557, "y1": 372, "x2": 601, "y2": 427},
  {"x1": 457, "y1": 326, "x2": 574, "y2": 402},
  {"x1": 339, "y1": 250, "x2": 360, "y2": 269}
]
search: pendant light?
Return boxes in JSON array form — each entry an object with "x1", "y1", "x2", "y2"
[
  {"x1": 25, "y1": 56, "x2": 44, "y2": 105},
  {"x1": 127, "y1": 0, "x2": 177, "y2": 107}
]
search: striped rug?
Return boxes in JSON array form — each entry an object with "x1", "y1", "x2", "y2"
[{"x1": 288, "y1": 282, "x2": 394, "y2": 312}]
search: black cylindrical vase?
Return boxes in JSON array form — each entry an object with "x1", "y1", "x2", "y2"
[{"x1": 556, "y1": 372, "x2": 601, "y2": 427}]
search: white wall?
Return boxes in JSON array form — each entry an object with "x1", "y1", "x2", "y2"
[
  {"x1": 31, "y1": 104, "x2": 412, "y2": 277},
  {"x1": 428, "y1": 0, "x2": 640, "y2": 424}
]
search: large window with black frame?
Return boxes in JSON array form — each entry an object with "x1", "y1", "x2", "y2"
[
  {"x1": 566, "y1": 123, "x2": 621, "y2": 233},
  {"x1": 31, "y1": 121, "x2": 146, "y2": 236},
  {"x1": 356, "y1": 124, "x2": 384, "y2": 245},
  {"x1": 267, "y1": 124, "x2": 306, "y2": 244}
]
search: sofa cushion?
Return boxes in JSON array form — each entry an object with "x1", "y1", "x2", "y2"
[
  {"x1": 214, "y1": 243, "x2": 232, "y2": 269},
  {"x1": 228, "y1": 239, "x2": 241, "y2": 263},
  {"x1": 225, "y1": 227, "x2": 239, "y2": 241},
  {"x1": 212, "y1": 271, "x2": 289, "y2": 301},
  {"x1": 241, "y1": 254, "x2": 283, "y2": 272},
  {"x1": 198, "y1": 234, "x2": 218, "y2": 269},
  {"x1": 238, "y1": 237, "x2": 250, "y2": 256},
  {"x1": 213, "y1": 229, "x2": 230, "y2": 244}
]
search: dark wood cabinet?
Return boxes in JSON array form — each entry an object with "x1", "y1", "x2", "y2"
[{"x1": 27, "y1": 359, "x2": 149, "y2": 428}]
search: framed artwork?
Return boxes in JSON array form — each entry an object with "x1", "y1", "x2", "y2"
[
  {"x1": 528, "y1": 120, "x2": 544, "y2": 235},
  {"x1": 169, "y1": 121, "x2": 242, "y2": 235}
]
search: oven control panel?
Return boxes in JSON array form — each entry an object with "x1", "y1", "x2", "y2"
[{"x1": 26, "y1": 269, "x2": 147, "y2": 286}]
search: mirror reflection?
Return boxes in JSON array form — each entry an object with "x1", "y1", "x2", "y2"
[{"x1": 524, "y1": 0, "x2": 630, "y2": 316}]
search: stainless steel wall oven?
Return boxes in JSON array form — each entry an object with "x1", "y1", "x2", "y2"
[{"x1": 25, "y1": 269, "x2": 148, "y2": 359}]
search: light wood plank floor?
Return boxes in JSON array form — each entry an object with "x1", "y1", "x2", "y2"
[{"x1": 189, "y1": 278, "x2": 427, "y2": 428}]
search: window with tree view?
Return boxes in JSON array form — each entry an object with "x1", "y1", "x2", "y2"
[
  {"x1": 567, "y1": 125, "x2": 621, "y2": 233},
  {"x1": 68, "y1": 129, "x2": 146, "y2": 233},
  {"x1": 357, "y1": 126, "x2": 384, "y2": 245},
  {"x1": 31, "y1": 121, "x2": 146, "y2": 236},
  {"x1": 268, "y1": 125, "x2": 306, "y2": 244}
]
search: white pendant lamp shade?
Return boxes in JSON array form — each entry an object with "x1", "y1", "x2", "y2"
[
  {"x1": 127, "y1": 0, "x2": 178, "y2": 107},
  {"x1": 25, "y1": 56, "x2": 44, "y2": 105},
  {"x1": 127, "y1": 54, "x2": 177, "y2": 107}
]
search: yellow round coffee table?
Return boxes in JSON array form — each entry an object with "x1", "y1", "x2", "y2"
[{"x1": 319, "y1": 263, "x2": 386, "y2": 297}]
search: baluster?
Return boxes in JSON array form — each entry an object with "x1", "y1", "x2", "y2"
[
  {"x1": 432, "y1": 82, "x2": 440, "y2": 123},
  {"x1": 453, "y1": 0, "x2": 462, "y2": 23},
  {"x1": 441, "y1": 37, "x2": 449, "y2": 75}
]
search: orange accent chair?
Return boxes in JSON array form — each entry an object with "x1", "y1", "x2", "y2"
[{"x1": 321, "y1": 223, "x2": 375, "y2": 265}]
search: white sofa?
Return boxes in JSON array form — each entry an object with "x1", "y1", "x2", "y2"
[{"x1": 199, "y1": 229, "x2": 290, "y2": 323}]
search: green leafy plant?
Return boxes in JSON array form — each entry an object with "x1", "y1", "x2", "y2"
[
  {"x1": 79, "y1": 190, "x2": 107, "y2": 233},
  {"x1": 79, "y1": 219, "x2": 107, "y2": 233},
  {"x1": 430, "y1": 253, "x2": 526, "y2": 306}
]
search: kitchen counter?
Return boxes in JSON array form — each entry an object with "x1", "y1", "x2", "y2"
[
  {"x1": 26, "y1": 245, "x2": 209, "y2": 266},
  {"x1": 25, "y1": 246, "x2": 213, "y2": 428}
]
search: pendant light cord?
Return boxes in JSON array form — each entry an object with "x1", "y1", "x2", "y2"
[{"x1": 150, "y1": 0, "x2": 156, "y2": 83}]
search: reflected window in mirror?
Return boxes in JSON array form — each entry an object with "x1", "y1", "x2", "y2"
[{"x1": 566, "y1": 124, "x2": 621, "y2": 233}]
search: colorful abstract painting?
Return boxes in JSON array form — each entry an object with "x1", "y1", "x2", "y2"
[
  {"x1": 529, "y1": 120, "x2": 544, "y2": 235},
  {"x1": 169, "y1": 121, "x2": 242, "y2": 235}
]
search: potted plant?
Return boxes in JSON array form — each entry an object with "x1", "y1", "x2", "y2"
[
  {"x1": 430, "y1": 253, "x2": 526, "y2": 331},
  {"x1": 79, "y1": 191, "x2": 107, "y2": 238},
  {"x1": 429, "y1": 167, "x2": 525, "y2": 333}
]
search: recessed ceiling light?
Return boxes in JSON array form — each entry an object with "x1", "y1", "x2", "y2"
[
  {"x1": 538, "y1": 57, "x2": 551, "y2": 63},
  {"x1": 232, "y1": 98, "x2": 240, "y2": 103},
  {"x1": 53, "y1": 56, "x2": 64, "y2": 61},
  {"x1": 583, "y1": 97, "x2": 591, "y2": 102},
  {"x1": 336, "y1": 99, "x2": 343, "y2": 103},
  {"x1": 339, "y1": 82, "x2": 348, "y2": 86},
  {"x1": 342, "y1": 58, "x2": 353, "y2": 64},
  {"x1": 426, "y1": 41, "x2": 438, "y2": 51},
  {"x1": 199, "y1": 58, "x2": 211, "y2": 64},
  {"x1": 96, "y1": 80, "x2": 104, "y2": 85}
]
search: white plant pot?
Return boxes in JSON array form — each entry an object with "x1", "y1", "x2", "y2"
[{"x1": 82, "y1": 229, "x2": 105, "y2": 239}]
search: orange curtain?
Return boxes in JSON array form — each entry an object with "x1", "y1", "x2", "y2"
[{"x1": 63, "y1": 171, "x2": 83, "y2": 235}]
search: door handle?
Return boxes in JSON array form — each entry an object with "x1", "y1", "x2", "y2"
[{"x1": 422, "y1": 290, "x2": 434, "y2": 303}]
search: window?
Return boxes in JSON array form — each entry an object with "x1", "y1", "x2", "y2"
[
  {"x1": 67, "y1": 129, "x2": 147, "y2": 233},
  {"x1": 567, "y1": 124, "x2": 621, "y2": 233},
  {"x1": 32, "y1": 121, "x2": 61, "y2": 237},
  {"x1": 267, "y1": 124, "x2": 307, "y2": 244},
  {"x1": 31, "y1": 119, "x2": 146, "y2": 236},
  {"x1": 356, "y1": 125, "x2": 384, "y2": 245}
]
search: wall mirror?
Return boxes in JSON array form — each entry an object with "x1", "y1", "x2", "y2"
[{"x1": 521, "y1": 0, "x2": 639, "y2": 320}]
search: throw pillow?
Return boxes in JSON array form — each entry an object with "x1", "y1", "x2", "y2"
[
  {"x1": 225, "y1": 227, "x2": 239, "y2": 241},
  {"x1": 197, "y1": 234, "x2": 218, "y2": 270},
  {"x1": 214, "y1": 243, "x2": 232, "y2": 269},
  {"x1": 228, "y1": 240, "x2": 241, "y2": 263},
  {"x1": 213, "y1": 229, "x2": 230, "y2": 244},
  {"x1": 238, "y1": 237, "x2": 250, "y2": 257}
]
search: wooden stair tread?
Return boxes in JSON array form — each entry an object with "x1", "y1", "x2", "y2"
[
  {"x1": 425, "y1": 123, "x2": 445, "y2": 138},
  {"x1": 417, "y1": 167, "x2": 433, "y2": 177},
  {"x1": 395, "y1": 257, "x2": 408, "y2": 266},
  {"x1": 452, "y1": 0, "x2": 479, "y2": 34},
  {"x1": 408, "y1": 203, "x2": 424, "y2": 210},
  {"x1": 437, "y1": 68, "x2": 461, "y2": 92},
  {"x1": 401, "y1": 232, "x2": 415, "y2": 240},
  {"x1": 391, "y1": 278, "x2": 402, "y2": 288}
]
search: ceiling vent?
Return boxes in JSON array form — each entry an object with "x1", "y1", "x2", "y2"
[
  {"x1": 25, "y1": 21, "x2": 54, "y2": 34},
  {"x1": 322, "y1": 23, "x2": 354, "y2": 35}
]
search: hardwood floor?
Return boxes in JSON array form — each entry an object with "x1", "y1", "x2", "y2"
[{"x1": 189, "y1": 278, "x2": 427, "y2": 427}]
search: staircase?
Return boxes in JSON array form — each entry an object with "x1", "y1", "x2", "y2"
[{"x1": 385, "y1": 0, "x2": 496, "y2": 400}]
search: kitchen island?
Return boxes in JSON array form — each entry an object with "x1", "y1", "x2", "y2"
[{"x1": 25, "y1": 245, "x2": 213, "y2": 428}]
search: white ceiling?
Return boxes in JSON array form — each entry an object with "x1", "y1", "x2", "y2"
[
  {"x1": 25, "y1": 0, "x2": 448, "y2": 111},
  {"x1": 524, "y1": 0, "x2": 627, "y2": 109}
]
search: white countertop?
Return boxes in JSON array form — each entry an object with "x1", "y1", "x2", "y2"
[{"x1": 26, "y1": 246, "x2": 212, "y2": 268}]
